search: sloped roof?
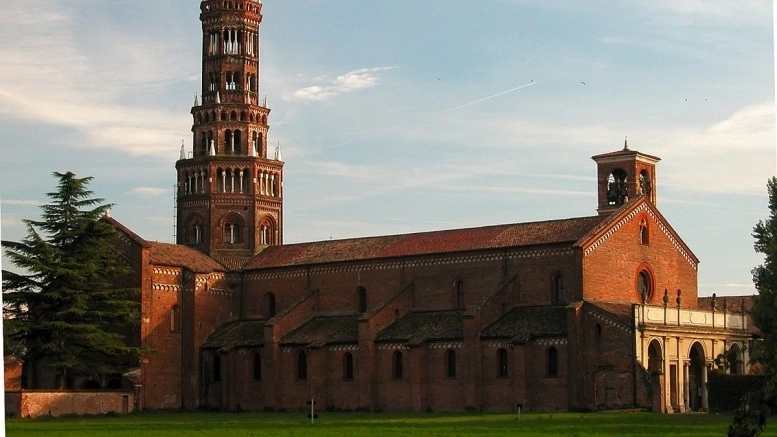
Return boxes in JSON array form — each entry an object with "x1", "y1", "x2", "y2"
[
  {"x1": 591, "y1": 147, "x2": 661, "y2": 163},
  {"x1": 583, "y1": 300, "x2": 636, "y2": 332},
  {"x1": 376, "y1": 311, "x2": 464, "y2": 345},
  {"x1": 245, "y1": 216, "x2": 606, "y2": 269},
  {"x1": 203, "y1": 319, "x2": 265, "y2": 350},
  {"x1": 697, "y1": 295, "x2": 755, "y2": 314},
  {"x1": 480, "y1": 305, "x2": 567, "y2": 342},
  {"x1": 280, "y1": 315, "x2": 359, "y2": 347},
  {"x1": 149, "y1": 241, "x2": 226, "y2": 273},
  {"x1": 103, "y1": 215, "x2": 150, "y2": 248}
]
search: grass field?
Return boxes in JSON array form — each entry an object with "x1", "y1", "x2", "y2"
[{"x1": 6, "y1": 411, "x2": 777, "y2": 437}]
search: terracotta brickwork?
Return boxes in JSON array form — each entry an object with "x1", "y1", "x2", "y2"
[{"x1": 6, "y1": 391, "x2": 134, "y2": 418}]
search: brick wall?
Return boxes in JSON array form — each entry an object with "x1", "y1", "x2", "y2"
[
  {"x1": 582, "y1": 208, "x2": 697, "y2": 306},
  {"x1": 6, "y1": 391, "x2": 134, "y2": 418}
]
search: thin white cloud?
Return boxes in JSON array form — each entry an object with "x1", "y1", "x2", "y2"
[
  {"x1": 130, "y1": 187, "x2": 169, "y2": 197},
  {"x1": 291, "y1": 67, "x2": 396, "y2": 101},
  {"x1": 0, "y1": 2, "x2": 194, "y2": 159},
  {"x1": 1, "y1": 200, "x2": 41, "y2": 207},
  {"x1": 637, "y1": 0, "x2": 770, "y2": 24}
]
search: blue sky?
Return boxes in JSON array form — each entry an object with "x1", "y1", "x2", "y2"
[{"x1": 0, "y1": 1, "x2": 774, "y2": 297}]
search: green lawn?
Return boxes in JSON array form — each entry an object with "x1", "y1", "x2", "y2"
[{"x1": 6, "y1": 411, "x2": 777, "y2": 437}]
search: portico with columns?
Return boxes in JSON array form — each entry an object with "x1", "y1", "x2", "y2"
[{"x1": 635, "y1": 295, "x2": 751, "y2": 413}]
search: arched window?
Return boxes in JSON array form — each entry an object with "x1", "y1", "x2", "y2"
[
  {"x1": 233, "y1": 130, "x2": 242, "y2": 155},
  {"x1": 639, "y1": 219, "x2": 649, "y2": 245},
  {"x1": 392, "y1": 351, "x2": 403, "y2": 379},
  {"x1": 223, "y1": 221, "x2": 241, "y2": 244},
  {"x1": 497, "y1": 348, "x2": 508, "y2": 378},
  {"x1": 607, "y1": 169, "x2": 628, "y2": 206},
  {"x1": 170, "y1": 305, "x2": 180, "y2": 333},
  {"x1": 191, "y1": 223, "x2": 202, "y2": 245},
  {"x1": 266, "y1": 292, "x2": 276, "y2": 318},
  {"x1": 224, "y1": 129, "x2": 235, "y2": 154},
  {"x1": 297, "y1": 351, "x2": 307, "y2": 381},
  {"x1": 454, "y1": 280, "x2": 465, "y2": 310},
  {"x1": 648, "y1": 339, "x2": 662, "y2": 373},
  {"x1": 343, "y1": 352, "x2": 354, "y2": 381},
  {"x1": 639, "y1": 170, "x2": 652, "y2": 196},
  {"x1": 446, "y1": 349, "x2": 457, "y2": 378},
  {"x1": 253, "y1": 352, "x2": 261, "y2": 380},
  {"x1": 260, "y1": 218, "x2": 274, "y2": 245},
  {"x1": 213, "y1": 354, "x2": 222, "y2": 382},
  {"x1": 595, "y1": 323, "x2": 602, "y2": 340},
  {"x1": 252, "y1": 132, "x2": 259, "y2": 156},
  {"x1": 200, "y1": 133, "x2": 208, "y2": 156},
  {"x1": 637, "y1": 269, "x2": 653, "y2": 302},
  {"x1": 357, "y1": 287, "x2": 367, "y2": 313},
  {"x1": 730, "y1": 343, "x2": 744, "y2": 375},
  {"x1": 551, "y1": 273, "x2": 564, "y2": 303},
  {"x1": 393, "y1": 308, "x2": 400, "y2": 320},
  {"x1": 547, "y1": 347, "x2": 558, "y2": 377}
]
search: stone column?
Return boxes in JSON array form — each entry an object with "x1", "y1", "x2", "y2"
[
  {"x1": 701, "y1": 364, "x2": 709, "y2": 411},
  {"x1": 682, "y1": 362, "x2": 689, "y2": 413}
]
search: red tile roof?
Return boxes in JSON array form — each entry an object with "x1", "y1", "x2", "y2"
[
  {"x1": 244, "y1": 216, "x2": 606, "y2": 269},
  {"x1": 149, "y1": 242, "x2": 226, "y2": 272},
  {"x1": 375, "y1": 310, "x2": 464, "y2": 344},
  {"x1": 280, "y1": 315, "x2": 359, "y2": 348},
  {"x1": 480, "y1": 305, "x2": 568, "y2": 342}
]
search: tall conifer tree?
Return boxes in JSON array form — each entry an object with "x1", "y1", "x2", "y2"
[
  {"x1": 2, "y1": 172, "x2": 143, "y2": 388},
  {"x1": 728, "y1": 177, "x2": 777, "y2": 436}
]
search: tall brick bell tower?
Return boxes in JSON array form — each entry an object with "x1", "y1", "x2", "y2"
[{"x1": 176, "y1": 0, "x2": 283, "y2": 262}]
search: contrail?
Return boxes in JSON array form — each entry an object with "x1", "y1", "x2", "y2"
[{"x1": 440, "y1": 81, "x2": 536, "y2": 114}]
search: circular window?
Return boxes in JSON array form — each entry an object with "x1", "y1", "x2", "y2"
[{"x1": 637, "y1": 270, "x2": 652, "y2": 302}]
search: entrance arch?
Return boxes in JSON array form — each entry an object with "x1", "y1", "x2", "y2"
[
  {"x1": 687, "y1": 342, "x2": 707, "y2": 412},
  {"x1": 647, "y1": 339, "x2": 664, "y2": 412}
]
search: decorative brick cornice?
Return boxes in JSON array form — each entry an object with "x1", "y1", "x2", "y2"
[
  {"x1": 535, "y1": 338, "x2": 567, "y2": 346},
  {"x1": 328, "y1": 344, "x2": 359, "y2": 352},
  {"x1": 244, "y1": 248, "x2": 572, "y2": 281},
  {"x1": 152, "y1": 283, "x2": 182, "y2": 292},
  {"x1": 376, "y1": 343, "x2": 409, "y2": 350},
  {"x1": 428, "y1": 341, "x2": 463, "y2": 349},
  {"x1": 209, "y1": 287, "x2": 233, "y2": 296},
  {"x1": 153, "y1": 268, "x2": 181, "y2": 276},
  {"x1": 483, "y1": 341, "x2": 511, "y2": 349}
]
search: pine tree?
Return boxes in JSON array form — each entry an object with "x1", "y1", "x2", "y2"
[
  {"x1": 751, "y1": 177, "x2": 777, "y2": 378},
  {"x1": 2, "y1": 171, "x2": 144, "y2": 389},
  {"x1": 728, "y1": 177, "x2": 777, "y2": 437}
]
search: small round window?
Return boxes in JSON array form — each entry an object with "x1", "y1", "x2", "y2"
[{"x1": 637, "y1": 270, "x2": 652, "y2": 302}]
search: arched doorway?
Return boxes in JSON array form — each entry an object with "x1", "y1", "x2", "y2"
[
  {"x1": 688, "y1": 343, "x2": 706, "y2": 412},
  {"x1": 647, "y1": 339, "x2": 664, "y2": 412}
]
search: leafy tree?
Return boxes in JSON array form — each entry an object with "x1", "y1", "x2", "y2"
[
  {"x1": 2, "y1": 171, "x2": 143, "y2": 388},
  {"x1": 729, "y1": 177, "x2": 777, "y2": 436}
]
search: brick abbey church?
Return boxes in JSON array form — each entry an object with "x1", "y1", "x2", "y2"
[{"x1": 56, "y1": 0, "x2": 760, "y2": 413}]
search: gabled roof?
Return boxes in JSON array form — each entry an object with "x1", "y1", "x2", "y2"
[
  {"x1": 149, "y1": 241, "x2": 226, "y2": 273},
  {"x1": 575, "y1": 197, "x2": 699, "y2": 266},
  {"x1": 480, "y1": 305, "x2": 567, "y2": 343},
  {"x1": 280, "y1": 315, "x2": 359, "y2": 348},
  {"x1": 245, "y1": 216, "x2": 607, "y2": 269},
  {"x1": 376, "y1": 310, "x2": 464, "y2": 345},
  {"x1": 203, "y1": 319, "x2": 265, "y2": 350}
]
